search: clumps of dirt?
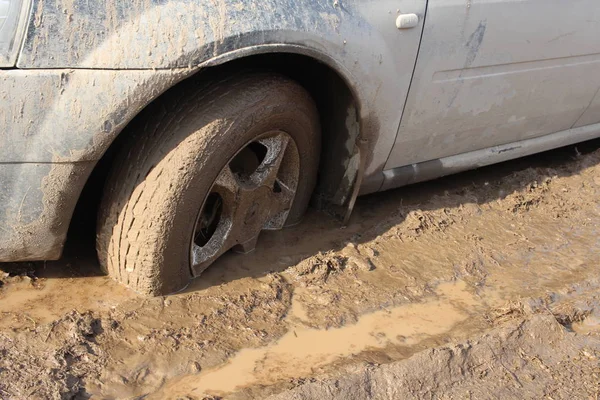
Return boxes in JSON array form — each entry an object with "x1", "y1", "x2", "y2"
[
  {"x1": 290, "y1": 252, "x2": 348, "y2": 286},
  {"x1": 398, "y1": 208, "x2": 457, "y2": 239},
  {"x1": 545, "y1": 281, "x2": 600, "y2": 331},
  {"x1": 0, "y1": 311, "x2": 105, "y2": 399},
  {"x1": 501, "y1": 170, "x2": 584, "y2": 219},
  {"x1": 453, "y1": 256, "x2": 489, "y2": 289},
  {"x1": 0, "y1": 263, "x2": 42, "y2": 291},
  {"x1": 486, "y1": 301, "x2": 528, "y2": 325},
  {"x1": 283, "y1": 245, "x2": 387, "y2": 329},
  {"x1": 486, "y1": 279, "x2": 600, "y2": 330},
  {"x1": 553, "y1": 306, "x2": 593, "y2": 329},
  {"x1": 506, "y1": 176, "x2": 553, "y2": 213},
  {"x1": 500, "y1": 151, "x2": 600, "y2": 219},
  {"x1": 0, "y1": 274, "x2": 44, "y2": 293},
  {"x1": 289, "y1": 244, "x2": 379, "y2": 288},
  {"x1": 369, "y1": 204, "x2": 460, "y2": 243}
]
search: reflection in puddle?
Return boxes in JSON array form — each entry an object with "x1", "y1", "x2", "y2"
[{"x1": 153, "y1": 281, "x2": 485, "y2": 398}]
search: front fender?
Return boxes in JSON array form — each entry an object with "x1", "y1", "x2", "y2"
[
  {"x1": 18, "y1": 0, "x2": 403, "y2": 177},
  {"x1": 20, "y1": 0, "x2": 372, "y2": 70}
]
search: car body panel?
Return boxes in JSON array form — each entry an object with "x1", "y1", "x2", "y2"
[
  {"x1": 385, "y1": 0, "x2": 600, "y2": 170},
  {"x1": 0, "y1": 162, "x2": 94, "y2": 261},
  {"x1": 382, "y1": 120, "x2": 600, "y2": 190},
  {"x1": 0, "y1": 68, "x2": 187, "y2": 261}
]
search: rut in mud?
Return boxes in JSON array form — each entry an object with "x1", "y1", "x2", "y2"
[{"x1": 2, "y1": 141, "x2": 600, "y2": 399}]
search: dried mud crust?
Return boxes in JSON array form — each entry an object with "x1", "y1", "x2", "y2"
[
  {"x1": 1, "y1": 144, "x2": 600, "y2": 399},
  {"x1": 96, "y1": 73, "x2": 320, "y2": 296}
]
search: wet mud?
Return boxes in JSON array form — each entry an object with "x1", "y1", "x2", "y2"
[{"x1": 2, "y1": 141, "x2": 600, "y2": 399}]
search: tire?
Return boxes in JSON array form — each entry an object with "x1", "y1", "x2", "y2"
[{"x1": 96, "y1": 73, "x2": 321, "y2": 296}]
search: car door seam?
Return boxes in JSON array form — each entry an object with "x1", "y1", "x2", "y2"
[
  {"x1": 572, "y1": 85, "x2": 600, "y2": 129},
  {"x1": 380, "y1": 0, "x2": 429, "y2": 180}
]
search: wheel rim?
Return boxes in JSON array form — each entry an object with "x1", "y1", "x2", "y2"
[{"x1": 190, "y1": 130, "x2": 300, "y2": 275}]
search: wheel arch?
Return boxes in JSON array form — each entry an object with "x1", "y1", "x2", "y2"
[{"x1": 70, "y1": 48, "x2": 367, "y2": 246}]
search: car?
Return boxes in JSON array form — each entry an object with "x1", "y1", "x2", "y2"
[{"x1": 2, "y1": 0, "x2": 599, "y2": 295}]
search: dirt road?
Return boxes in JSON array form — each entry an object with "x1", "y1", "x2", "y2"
[{"x1": 2, "y1": 140, "x2": 600, "y2": 399}]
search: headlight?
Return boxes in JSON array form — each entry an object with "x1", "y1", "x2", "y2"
[{"x1": 0, "y1": 0, "x2": 30, "y2": 67}]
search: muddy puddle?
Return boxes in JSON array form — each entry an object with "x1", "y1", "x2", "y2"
[
  {"x1": 0, "y1": 272, "x2": 135, "y2": 331},
  {"x1": 2, "y1": 142, "x2": 600, "y2": 399},
  {"x1": 153, "y1": 281, "x2": 483, "y2": 398}
]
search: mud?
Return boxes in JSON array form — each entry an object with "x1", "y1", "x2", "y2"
[
  {"x1": 2, "y1": 141, "x2": 600, "y2": 399},
  {"x1": 267, "y1": 313, "x2": 600, "y2": 400}
]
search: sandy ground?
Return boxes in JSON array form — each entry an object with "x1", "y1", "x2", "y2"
[{"x1": 2, "y1": 140, "x2": 600, "y2": 399}]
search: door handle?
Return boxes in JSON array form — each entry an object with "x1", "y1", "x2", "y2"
[{"x1": 396, "y1": 13, "x2": 419, "y2": 29}]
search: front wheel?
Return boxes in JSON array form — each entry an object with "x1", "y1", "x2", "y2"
[{"x1": 96, "y1": 74, "x2": 321, "y2": 296}]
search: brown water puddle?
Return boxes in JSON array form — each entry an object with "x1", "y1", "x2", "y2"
[
  {"x1": 151, "y1": 281, "x2": 488, "y2": 398},
  {"x1": 0, "y1": 274, "x2": 135, "y2": 330}
]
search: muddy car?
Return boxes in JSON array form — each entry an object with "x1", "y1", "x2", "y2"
[{"x1": 2, "y1": 0, "x2": 600, "y2": 296}]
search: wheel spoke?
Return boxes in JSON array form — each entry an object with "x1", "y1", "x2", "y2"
[
  {"x1": 263, "y1": 178, "x2": 296, "y2": 230},
  {"x1": 274, "y1": 178, "x2": 296, "y2": 205},
  {"x1": 191, "y1": 165, "x2": 241, "y2": 274},
  {"x1": 252, "y1": 134, "x2": 290, "y2": 187},
  {"x1": 214, "y1": 164, "x2": 240, "y2": 194},
  {"x1": 191, "y1": 218, "x2": 234, "y2": 273}
]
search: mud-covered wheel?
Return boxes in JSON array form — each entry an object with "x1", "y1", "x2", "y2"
[{"x1": 96, "y1": 74, "x2": 321, "y2": 296}]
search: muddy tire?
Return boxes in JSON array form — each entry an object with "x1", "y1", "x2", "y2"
[{"x1": 97, "y1": 74, "x2": 321, "y2": 296}]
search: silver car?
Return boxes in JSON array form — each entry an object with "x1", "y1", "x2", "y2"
[{"x1": 2, "y1": 0, "x2": 599, "y2": 295}]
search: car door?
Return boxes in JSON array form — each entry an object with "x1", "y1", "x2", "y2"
[{"x1": 385, "y1": 0, "x2": 600, "y2": 170}]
